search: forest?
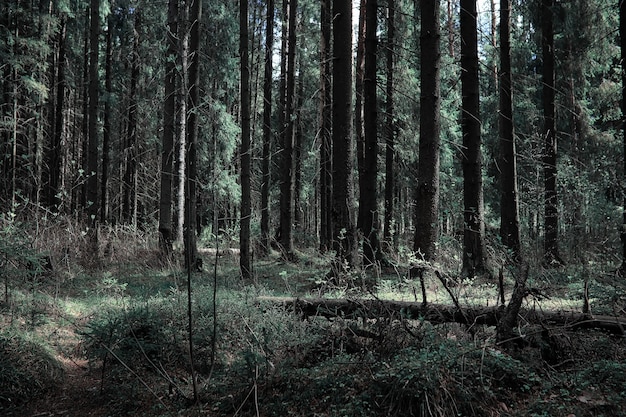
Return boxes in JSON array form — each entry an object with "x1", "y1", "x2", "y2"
[{"x1": 2, "y1": 0, "x2": 626, "y2": 415}]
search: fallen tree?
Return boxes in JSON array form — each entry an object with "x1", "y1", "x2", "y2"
[{"x1": 258, "y1": 296, "x2": 626, "y2": 336}]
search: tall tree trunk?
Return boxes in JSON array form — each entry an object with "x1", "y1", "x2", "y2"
[
  {"x1": 414, "y1": 0, "x2": 441, "y2": 263},
  {"x1": 260, "y1": 0, "x2": 275, "y2": 256},
  {"x1": 185, "y1": 0, "x2": 201, "y2": 270},
  {"x1": 101, "y1": 13, "x2": 112, "y2": 223},
  {"x1": 499, "y1": 0, "x2": 521, "y2": 262},
  {"x1": 47, "y1": 16, "x2": 66, "y2": 211},
  {"x1": 332, "y1": 0, "x2": 358, "y2": 271},
  {"x1": 355, "y1": 0, "x2": 366, "y2": 231},
  {"x1": 460, "y1": 0, "x2": 485, "y2": 277},
  {"x1": 87, "y1": 0, "x2": 99, "y2": 226},
  {"x1": 159, "y1": 0, "x2": 178, "y2": 255},
  {"x1": 618, "y1": 0, "x2": 626, "y2": 276},
  {"x1": 362, "y1": 0, "x2": 381, "y2": 265},
  {"x1": 123, "y1": 10, "x2": 141, "y2": 225},
  {"x1": 383, "y1": 0, "x2": 395, "y2": 244},
  {"x1": 240, "y1": 0, "x2": 252, "y2": 279},
  {"x1": 80, "y1": 6, "x2": 89, "y2": 210},
  {"x1": 279, "y1": 0, "x2": 297, "y2": 259},
  {"x1": 319, "y1": 0, "x2": 333, "y2": 253},
  {"x1": 176, "y1": 3, "x2": 189, "y2": 246},
  {"x1": 542, "y1": 0, "x2": 563, "y2": 266},
  {"x1": 294, "y1": 70, "x2": 304, "y2": 231}
]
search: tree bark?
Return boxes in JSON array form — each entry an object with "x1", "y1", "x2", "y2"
[
  {"x1": 414, "y1": 0, "x2": 441, "y2": 263},
  {"x1": 542, "y1": 0, "x2": 563, "y2": 266},
  {"x1": 498, "y1": 0, "x2": 522, "y2": 262},
  {"x1": 460, "y1": 0, "x2": 485, "y2": 277},
  {"x1": 620, "y1": 0, "x2": 626, "y2": 275},
  {"x1": 260, "y1": 0, "x2": 275, "y2": 256},
  {"x1": 332, "y1": 0, "x2": 358, "y2": 271},
  {"x1": 259, "y1": 296, "x2": 626, "y2": 336},
  {"x1": 383, "y1": 0, "x2": 395, "y2": 244},
  {"x1": 87, "y1": 0, "x2": 100, "y2": 226},
  {"x1": 356, "y1": 0, "x2": 366, "y2": 231},
  {"x1": 185, "y1": 0, "x2": 201, "y2": 271},
  {"x1": 362, "y1": 0, "x2": 381, "y2": 265},
  {"x1": 319, "y1": 0, "x2": 333, "y2": 253},
  {"x1": 159, "y1": 0, "x2": 178, "y2": 255},
  {"x1": 101, "y1": 14, "x2": 111, "y2": 223},
  {"x1": 240, "y1": 0, "x2": 252, "y2": 279},
  {"x1": 278, "y1": 0, "x2": 297, "y2": 259}
]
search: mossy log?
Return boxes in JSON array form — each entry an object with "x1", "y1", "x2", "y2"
[{"x1": 258, "y1": 296, "x2": 626, "y2": 336}]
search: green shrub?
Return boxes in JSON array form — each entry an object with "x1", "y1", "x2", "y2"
[{"x1": 0, "y1": 329, "x2": 64, "y2": 408}]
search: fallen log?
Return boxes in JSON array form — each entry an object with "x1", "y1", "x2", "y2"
[{"x1": 257, "y1": 296, "x2": 626, "y2": 336}]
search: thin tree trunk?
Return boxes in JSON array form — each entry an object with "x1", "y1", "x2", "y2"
[
  {"x1": 499, "y1": 0, "x2": 521, "y2": 262},
  {"x1": 80, "y1": 6, "x2": 89, "y2": 211},
  {"x1": 101, "y1": 14, "x2": 111, "y2": 223},
  {"x1": 294, "y1": 70, "x2": 304, "y2": 231},
  {"x1": 279, "y1": 0, "x2": 297, "y2": 259},
  {"x1": 185, "y1": 0, "x2": 201, "y2": 270},
  {"x1": 356, "y1": 0, "x2": 366, "y2": 230},
  {"x1": 260, "y1": 0, "x2": 275, "y2": 256},
  {"x1": 332, "y1": 0, "x2": 358, "y2": 272},
  {"x1": 414, "y1": 0, "x2": 441, "y2": 264},
  {"x1": 48, "y1": 16, "x2": 66, "y2": 211},
  {"x1": 383, "y1": 0, "x2": 395, "y2": 244},
  {"x1": 159, "y1": 0, "x2": 178, "y2": 255},
  {"x1": 240, "y1": 0, "x2": 252, "y2": 279},
  {"x1": 319, "y1": 0, "x2": 333, "y2": 253},
  {"x1": 362, "y1": 0, "x2": 381, "y2": 265},
  {"x1": 542, "y1": 0, "x2": 563, "y2": 266},
  {"x1": 176, "y1": 3, "x2": 189, "y2": 246},
  {"x1": 460, "y1": 0, "x2": 485, "y2": 277},
  {"x1": 87, "y1": 0, "x2": 99, "y2": 227},
  {"x1": 123, "y1": 10, "x2": 141, "y2": 225},
  {"x1": 618, "y1": 0, "x2": 626, "y2": 276}
]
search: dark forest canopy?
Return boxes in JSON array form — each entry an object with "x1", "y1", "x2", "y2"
[{"x1": 0, "y1": 0, "x2": 624, "y2": 274}]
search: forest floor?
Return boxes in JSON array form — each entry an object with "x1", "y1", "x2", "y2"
[{"x1": 3, "y1": 238, "x2": 626, "y2": 417}]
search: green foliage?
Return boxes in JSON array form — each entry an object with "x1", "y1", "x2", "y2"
[{"x1": 0, "y1": 329, "x2": 64, "y2": 408}]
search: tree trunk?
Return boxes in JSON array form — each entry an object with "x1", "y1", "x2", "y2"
[
  {"x1": 383, "y1": 0, "x2": 395, "y2": 244},
  {"x1": 87, "y1": 0, "x2": 99, "y2": 227},
  {"x1": 123, "y1": 10, "x2": 141, "y2": 225},
  {"x1": 260, "y1": 0, "x2": 275, "y2": 256},
  {"x1": 460, "y1": 0, "x2": 485, "y2": 278},
  {"x1": 619, "y1": 0, "x2": 626, "y2": 276},
  {"x1": 240, "y1": 0, "x2": 252, "y2": 279},
  {"x1": 47, "y1": 16, "x2": 66, "y2": 211},
  {"x1": 332, "y1": 0, "x2": 358, "y2": 271},
  {"x1": 542, "y1": 0, "x2": 563, "y2": 266},
  {"x1": 101, "y1": 15, "x2": 111, "y2": 223},
  {"x1": 278, "y1": 0, "x2": 297, "y2": 259},
  {"x1": 356, "y1": 0, "x2": 366, "y2": 231},
  {"x1": 176, "y1": 3, "x2": 189, "y2": 247},
  {"x1": 414, "y1": 0, "x2": 441, "y2": 264},
  {"x1": 319, "y1": 0, "x2": 333, "y2": 253},
  {"x1": 362, "y1": 0, "x2": 381, "y2": 265},
  {"x1": 80, "y1": 6, "x2": 89, "y2": 211},
  {"x1": 498, "y1": 0, "x2": 521, "y2": 262},
  {"x1": 159, "y1": 0, "x2": 178, "y2": 255},
  {"x1": 185, "y1": 0, "x2": 201, "y2": 271}
]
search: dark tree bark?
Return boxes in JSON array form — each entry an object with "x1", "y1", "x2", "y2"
[
  {"x1": 279, "y1": 0, "x2": 297, "y2": 259},
  {"x1": 383, "y1": 0, "x2": 395, "y2": 244},
  {"x1": 332, "y1": 0, "x2": 358, "y2": 270},
  {"x1": 80, "y1": 6, "x2": 89, "y2": 210},
  {"x1": 499, "y1": 0, "x2": 521, "y2": 262},
  {"x1": 294, "y1": 70, "x2": 304, "y2": 231},
  {"x1": 356, "y1": 0, "x2": 366, "y2": 230},
  {"x1": 621, "y1": 0, "x2": 626, "y2": 275},
  {"x1": 460, "y1": 0, "x2": 485, "y2": 277},
  {"x1": 542, "y1": 0, "x2": 563, "y2": 266},
  {"x1": 260, "y1": 0, "x2": 275, "y2": 256},
  {"x1": 240, "y1": 0, "x2": 252, "y2": 279},
  {"x1": 185, "y1": 0, "x2": 201, "y2": 270},
  {"x1": 319, "y1": 0, "x2": 333, "y2": 253},
  {"x1": 87, "y1": 0, "x2": 99, "y2": 226},
  {"x1": 47, "y1": 16, "x2": 66, "y2": 211},
  {"x1": 101, "y1": 13, "x2": 112, "y2": 223},
  {"x1": 414, "y1": 0, "x2": 441, "y2": 263},
  {"x1": 362, "y1": 0, "x2": 381, "y2": 265},
  {"x1": 159, "y1": 0, "x2": 178, "y2": 255},
  {"x1": 123, "y1": 10, "x2": 141, "y2": 225}
]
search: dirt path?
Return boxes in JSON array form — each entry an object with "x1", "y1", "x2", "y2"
[{"x1": 20, "y1": 357, "x2": 107, "y2": 417}]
